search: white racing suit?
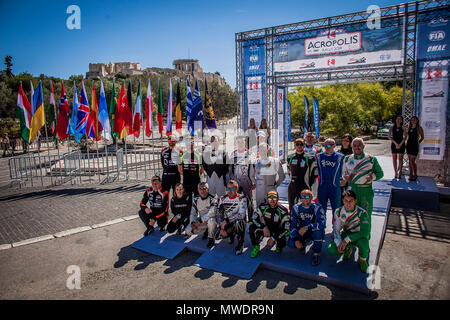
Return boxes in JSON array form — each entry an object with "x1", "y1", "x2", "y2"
[
  {"x1": 185, "y1": 193, "x2": 218, "y2": 239},
  {"x1": 203, "y1": 148, "x2": 227, "y2": 197},
  {"x1": 217, "y1": 193, "x2": 247, "y2": 248},
  {"x1": 254, "y1": 156, "x2": 286, "y2": 207}
]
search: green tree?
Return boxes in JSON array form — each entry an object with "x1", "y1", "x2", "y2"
[{"x1": 4, "y1": 56, "x2": 13, "y2": 77}]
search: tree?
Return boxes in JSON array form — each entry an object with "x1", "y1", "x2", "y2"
[{"x1": 4, "y1": 56, "x2": 13, "y2": 77}]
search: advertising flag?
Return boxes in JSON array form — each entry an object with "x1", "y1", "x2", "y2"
[
  {"x1": 204, "y1": 79, "x2": 216, "y2": 130},
  {"x1": 190, "y1": 80, "x2": 203, "y2": 133},
  {"x1": 175, "y1": 81, "x2": 182, "y2": 134},
  {"x1": 145, "y1": 79, "x2": 153, "y2": 137},
  {"x1": 303, "y1": 95, "x2": 309, "y2": 134},
  {"x1": 16, "y1": 82, "x2": 32, "y2": 142},
  {"x1": 157, "y1": 78, "x2": 163, "y2": 138},
  {"x1": 29, "y1": 81, "x2": 45, "y2": 143},
  {"x1": 98, "y1": 80, "x2": 111, "y2": 140},
  {"x1": 186, "y1": 78, "x2": 194, "y2": 134},
  {"x1": 312, "y1": 96, "x2": 320, "y2": 139},
  {"x1": 56, "y1": 82, "x2": 70, "y2": 141},
  {"x1": 166, "y1": 79, "x2": 173, "y2": 136},
  {"x1": 133, "y1": 80, "x2": 142, "y2": 138}
]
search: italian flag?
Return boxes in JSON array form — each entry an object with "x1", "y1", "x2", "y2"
[{"x1": 16, "y1": 82, "x2": 32, "y2": 142}]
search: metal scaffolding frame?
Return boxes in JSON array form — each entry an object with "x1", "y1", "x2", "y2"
[{"x1": 235, "y1": 0, "x2": 449, "y2": 135}]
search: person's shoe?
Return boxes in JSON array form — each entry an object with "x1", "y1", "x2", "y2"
[
  {"x1": 358, "y1": 258, "x2": 369, "y2": 273},
  {"x1": 343, "y1": 246, "x2": 352, "y2": 260},
  {"x1": 144, "y1": 226, "x2": 154, "y2": 236},
  {"x1": 183, "y1": 233, "x2": 190, "y2": 240},
  {"x1": 235, "y1": 244, "x2": 244, "y2": 255},
  {"x1": 299, "y1": 246, "x2": 306, "y2": 255},
  {"x1": 202, "y1": 229, "x2": 208, "y2": 240},
  {"x1": 177, "y1": 227, "x2": 182, "y2": 235},
  {"x1": 228, "y1": 234, "x2": 235, "y2": 244},
  {"x1": 207, "y1": 238, "x2": 215, "y2": 248},
  {"x1": 214, "y1": 229, "x2": 222, "y2": 240},
  {"x1": 275, "y1": 246, "x2": 282, "y2": 253},
  {"x1": 312, "y1": 253, "x2": 320, "y2": 266},
  {"x1": 250, "y1": 245, "x2": 260, "y2": 258}
]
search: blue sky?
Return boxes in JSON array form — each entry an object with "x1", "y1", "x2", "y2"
[{"x1": 0, "y1": 0, "x2": 405, "y2": 88}]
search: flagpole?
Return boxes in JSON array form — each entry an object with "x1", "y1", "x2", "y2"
[
  {"x1": 43, "y1": 82, "x2": 54, "y2": 186},
  {"x1": 142, "y1": 80, "x2": 146, "y2": 180},
  {"x1": 92, "y1": 80, "x2": 101, "y2": 183}
]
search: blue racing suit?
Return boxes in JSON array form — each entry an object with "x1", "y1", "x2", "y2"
[
  {"x1": 289, "y1": 202, "x2": 326, "y2": 254},
  {"x1": 316, "y1": 151, "x2": 344, "y2": 215}
]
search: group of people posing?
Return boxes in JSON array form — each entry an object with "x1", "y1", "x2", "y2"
[{"x1": 138, "y1": 128, "x2": 384, "y2": 273}]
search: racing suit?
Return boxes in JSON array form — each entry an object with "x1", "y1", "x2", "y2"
[
  {"x1": 249, "y1": 202, "x2": 290, "y2": 249},
  {"x1": 287, "y1": 152, "x2": 318, "y2": 211},
  {"x1": 327, "y1": 205, "x2": 370, "y2": 260},
  {"x1": 316, "y1": 151, "x2": 344, "y2": 215},
  {"x1": 217, "y1": 193, "x2": 247, "y2": 249},
  {"x1": 254, "y1": 156, "x2": 286, "y2": 207},
  {"x1": 343, "y1": 152, "x2": 384, "y2": 233},
  {"x1": 161, "y1": 146, "x2": 181, "y2": 193},
  {"x1": 185, "y1": 193, "x2": 218, "y2": 239},
  {"x1": 203, "y1": 148, "x2": 228, "y2": 197},
  {"x1": 180, "y1": 151, "x2": 202, "y2": 197},
  {"x1": 139, "y1": 187, "x2": 170, "y2": 230},
  {"x1": 288, "y1": 202, "x2": 326, "y2": 254},
  {"x1": 166, "y1": 193, "x2": 192, "y2": 234}
]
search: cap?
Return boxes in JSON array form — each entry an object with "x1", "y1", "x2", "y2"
[
  {"x1": 168, "y1": 135, "x2": 177, "y2": 142},
  {"x1": 295, "y1": 138, "x2": 305, "y2": 144},
  {"x1": 267, "y1": 190, "x2": 279, "y2": 199},
  {"x1": 151, "y1": 175, "x2": 161, "y2": 182}
]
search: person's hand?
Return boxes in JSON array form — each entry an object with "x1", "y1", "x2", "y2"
[
  {"x1": 145, "y1": 208, "x2": 151, "y2": 214},
  {"x1": 298, "y1": 227, "x2": 308, "y2": 236},
  {"x1": 340, "y1": 179, "x2": 347, "y2": 187},
  {"x1": 220, "y1": 229, "x2": 228, "y2": 238},
  {"x1": 267, "y1": 238, "x2": 274, "y2": 247},
  {"x1": 172, "y1": 216, "x2": 179, "y2": 223},
  {"x1": 338, "y1": 240, "x2": 348, "y2": 253},
  {"x1": 220, "y1": 221, "x2": 227, "y2": 229},
  {"x1": 251, "y1": 184, "x2": 256, "y2": 191},
  {"x1": 366, "y1": 174, "x2": 373, "y2": 183},
  {"x1": 394, "y1": 142, "x2": 399, "y2": 149},
  {"x1": 263, "y1": 227, "x2": 270, "y2": 237},
  {"x1": 294, "y1": 240, "x2": 303, "y2": 249}
]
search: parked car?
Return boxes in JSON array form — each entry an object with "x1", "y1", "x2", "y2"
[{"x1": 377, "y1": 123, "x2": 392, "y2": 139}]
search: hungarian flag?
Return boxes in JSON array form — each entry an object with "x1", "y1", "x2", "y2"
[
  {"x1": 175, "y1": 81, "x2": 182, "y2": 134},
  {"x1": 157, "y1": 78, "x2": 163, "y2": 138},
  {"x1": 16, "y1": 82, "x2": 32, "y2": 142},
  {"x1": 204, "y1": 79, "x2": 217, "y2": 130},
  {"x1": 133, "y1": 80, "x2": 142, "y2": 138},
  {"x1": 110, "y1": 80, "x2": 119, "y2": 138},
  {"x1": 56, "y1": 82, "x2": 70, "y2": 141},
  {"x1": 48, "y1": 80, "x2": 57, "y2": 136},
  {"x1": 87, "y1": 81, "x2": 102, "y2": 141},
  {"x1": 145, "y1": 79, "x2": 153, "y2": 137},
  {"x1": 29, "y1": 81, "x2": 45, "y2": 143},
  {"x1": 166, "y1": 79, "x2": 173, "y2": 136}
]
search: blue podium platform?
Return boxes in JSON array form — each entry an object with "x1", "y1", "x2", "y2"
[{"x1": 131, "y1": 155, "x2": 439, "y2": 294}]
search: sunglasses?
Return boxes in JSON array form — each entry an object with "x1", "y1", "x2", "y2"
[
  {"x1": 342, "y1": 139, "x2": 350, "y2": 142},
  {"x1": 267, "y1": 196, "x2": 278, "y2": 200},
  {"x1": 226, "y1": 187, "x2": 236, "y2": 191},
  {"x1": 300, "y1": 195, "x2": 311, "y2": 199},
  {"x1": 295, "y1": 143, "x2": 304, "y2": 146},
  {"x1": 199, "y1": 187, "x2": 208, "y2": 191},
  {"x1": 324, "y1": 144, "x2": 334, "y2": 148}
]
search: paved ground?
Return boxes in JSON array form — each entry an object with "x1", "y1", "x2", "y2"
[{"x1": 0, "y1": 138, "x2": 449, "y2": 299}]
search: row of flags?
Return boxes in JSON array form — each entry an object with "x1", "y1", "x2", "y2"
[
  {"x1": 303, "y1": 95, "x2": 320, "y2": 139},
  {"x1": 15, "y1": 78, "x2": 217, "y2": 145}
]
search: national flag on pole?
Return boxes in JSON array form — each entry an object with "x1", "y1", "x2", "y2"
[
  {"x1": 303, "y1": 95, "x2": 309, "y2": 134},
  {"x1": 74, "y1": 80, "x2": 90, "y2": 142},
  {"x1": 16, "y1": 82, "x2": 32, "y2": 142},
  {"x1": 125, "y1": 80, "x2": 134, "y2": 137},
  {"x1": 191, "y1": 80, "x2": 204, "y2": 133},
  {"x1": 110, "y1": 80, "x2": 119, "y2": 138},
  {"x1": 175, "y1": 81, "x2": 182, "y2": 135},
  {"x1": 145, "y1": 79, "x2": 153, "y2": 137},
  {"x1": 204, "y1": 79, "x2": 216, "y2": 130},
  {"x1": 186, "y1": 78, "x2": 194, "y2": 135},
  {"x1": 166, "y1": 79, "x2": 173, "y2": 136},
  {"x1": 87, "y1": 81, "x2": 102, "y2": 141},
  {"x1": 29, "y1": 81, "x2": 45, "y2": 143},
  {"x1": 29, "y1": 80, "x2": 40, "y2": 141},
  {"x1": 68, "y1": 82, "x2": 79, "y2": 136},
  {"x1": 312, "y1": 96, "x2": 320, "y2": 139},
  {"x1": 114, "y1": 82, "x2": 132, "y2": 139},
  {"x1": 98, "y1": 80, "x2": 111, "y2": 140},
  {"x1": 56, "y1": 82, "x2": 70, "y2": 141},
  {"x1": 48, "y1": 80, "x2": 57, "y2": 136},
  {"x1": 133, "y1": 80, "x2": 142, "y2": 138},
  {"x1": 157, "y1": 78, "x2": 163, "y2": 138}
]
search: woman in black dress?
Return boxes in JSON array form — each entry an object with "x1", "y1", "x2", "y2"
[
  {"x1": 389, "y1": 115, "x2": 407, "y2": 179},
  {"x1": 338, "y1": 133, "x2": 353, "y2": 156},
  {"x1": 406, "y1": 116, "x2": 424, "y2": 181}
]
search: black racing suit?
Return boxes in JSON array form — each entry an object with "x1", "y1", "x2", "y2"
[
  {"x1": 167, "y1": 193, "x2": 192, "y2": 234},
  {"x1": 287, "y1": 152, "x2": 318, "y2": 211},
  {"x1": 217, "y1": 193, "x2": 247, "y2": 249},
  {"x1": 161, "y1": 147, "x2": 181, "y2": 193},
  {"x1": 249, "y1": 202, "x2": 290, "y2": 248},
  {"x1": 180, "y1": 151, "x2": 202, "y2": 198},
  {"x1": 139, "y1": 187, "x2": 170, "y2": 230}
]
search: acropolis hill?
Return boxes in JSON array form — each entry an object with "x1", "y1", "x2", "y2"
[{"x1": 86, "y1": 59, "x2": 228, "y2": 87}]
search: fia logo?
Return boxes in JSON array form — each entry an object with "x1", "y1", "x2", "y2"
[
  {"x1": 249, "y1": 55, "x2": 259, "y2": 62},
  {"x1": 429, "y1": 31, "x2": 445, "y2": 41}
]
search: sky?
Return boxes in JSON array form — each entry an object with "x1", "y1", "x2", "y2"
[{"x1": 0, "y1": 0, "x2": 407, "y2": 88}]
